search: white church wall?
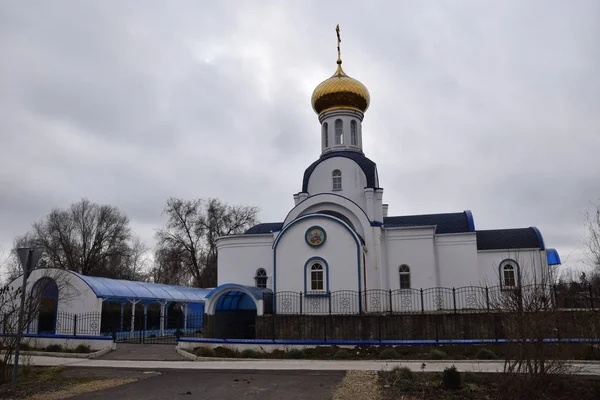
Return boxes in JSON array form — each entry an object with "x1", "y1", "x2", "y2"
[
  {"x1": 477, "y1": 249, "x2": 547, "y2": 287},
  {"x1": 306, "y1": 157, "x2": 368, "y2": 211},
  {"x1": 216, "y1": 234, "x2": 274, "y2": 288},
  {"x1": 275, "y1": 217, "x2": 361, "y2": 295},
  {"x1": 295, "y1": 202, "x2": 366, "y2": 237},
  {"x1": 435, "y1": 233, "x2": 479, "y2": 288},
  {"x1": 383, "y1": 227, "x2": 437, "y2": 290}
]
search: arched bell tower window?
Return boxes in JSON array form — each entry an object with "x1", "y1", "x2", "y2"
[
  {"x1": 399, "y1": 264, "x2": 411, "y2": 289},
  {"x1": 255, "y1": 268, "x2": 268, "y2": 289},
  {"x1": 334, "y1": 119, "x2": 343, "y2": 145},
  {"x1": 350, "y1": 120, "x2": 357, "y2": 146},
  {"x1": 332, "y1": 169, "x2": 342, "y2": 191},
  {"x1": 322, "y1": 123, "x2": 329, "y2": 148}
]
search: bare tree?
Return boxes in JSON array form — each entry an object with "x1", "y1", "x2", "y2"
[
  {"x1": 0, "y1": 269, "x2": 72, "y2": 383},
  {"x1": 584, "y1": 200, "x2": 600, "y2": 280},
  {"x1": 154, "y1": 198, "x2": 258, "y2": 287},
  {"x1": 13, "y1": 198, "x2": 148, "y2": 280}
]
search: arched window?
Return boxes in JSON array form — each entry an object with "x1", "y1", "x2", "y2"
[
  {"x1": 332, "y1": 169, "x2": 342, "y2": 190},
  {"x1": 322, "y1": 123, "x2": 329, "y2": 148},
  {"x1": 350, "y1": 120, "x2": 357, "y2": 146},
  {"x1": 255, "y1": 268, "x2": 268, "y2": 289},
  {"x1": 499, "y1": 260, "x2": 520, "y2": 288},
  {"x1": 399, "y1": 265, "x2": 411, "y2": 289},
  {"x1": 311, "y1": 263, "x2": 324, "y2": 291},
  {"x1": 334, "y1": 119, "x2": 343, "y2": 145}
]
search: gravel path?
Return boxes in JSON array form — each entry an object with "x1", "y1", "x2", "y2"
[{"x1": 333, "y1": 371, "x2": 382, "y2": 400}]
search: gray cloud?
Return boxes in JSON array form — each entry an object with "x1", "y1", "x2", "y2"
[{"x1": 1, "y1": 1, "x2": 598, "y2": 272}]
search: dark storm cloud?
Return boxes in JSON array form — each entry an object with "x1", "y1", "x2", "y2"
[{"x1": 0, "y1": 1, "x2": 598, "y2": 273}]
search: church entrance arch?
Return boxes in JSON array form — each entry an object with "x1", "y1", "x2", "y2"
[
  {"x1": 32, "y1": 277, "x2": 59, "y2": 335},
  {"x1": 204, "y1": 284, "x2": 269, "y2": 339}
]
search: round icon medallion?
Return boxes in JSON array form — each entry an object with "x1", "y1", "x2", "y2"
[{"x1": 305, "y1": 226, "x2": 326, "y2": 247}]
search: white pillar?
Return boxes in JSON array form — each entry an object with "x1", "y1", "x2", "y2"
[
  {"x1": 129, "y1": 300, "x2": 137, "y2": 336},
  {"x1": 183, "y1": 303, "x2": 188, "y2": 332}
]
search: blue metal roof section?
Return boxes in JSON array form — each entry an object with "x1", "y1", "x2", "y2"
[
  {"x1": 476, "y1": 228, "x2": 544, "y2": 250},
  {"x1": 383, "y1": 211, "x2": 474, "y2": 234},
  {"x1": 70, "y1": 271, "x2": 211, "y2": 302},
  {"x1": 546, "y1": 248, "x2": 561, "y2": 265},
  {"x1": 245, "y1": 222, "x2": 284, "y2": 234},
  {"x1": 301, "y1": 151, "x2": 378, "y2": 192}
]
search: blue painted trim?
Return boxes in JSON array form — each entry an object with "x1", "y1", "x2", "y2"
[
  {"x1": 304, "y1": 257, "x2": 329, "y2": 293},
  {"x1": 282, "y1": 192, "x2": 371, "y2": 227},
  {"x1": 1, "y1": 333, "x2": 114, "y2": 340},
  {"x1": 178, "y1": 337, "x2": 600, "y2": 345},
  {"x1": 305, "y1": 226, "x2": 327, "y2": 248},
  {"x1": 204, "y1": 283, "x2": 266, "y2": 301},
  {"x1": 370, "y1": 221, "x2": 383, "y2": 227},
  {"x1": 273, "y1": 214, "x2": 362, "y2": 312},
  {"x1": 531, "y1": 227, "x2": 546, "y2": 250},
  {"x1": 464, "y1": 210, "x2": 475, "y2": 232},
  {"x1": 498, "y1": 259, "x2": 521, "y2": 288},
  {"x1": 546, "y1": 248, "x2": 561, "y2": 266}
]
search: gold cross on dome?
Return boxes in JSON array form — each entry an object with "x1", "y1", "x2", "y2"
[{"x1": 336, "y1": 24, "x2": 342, "y2": 64}]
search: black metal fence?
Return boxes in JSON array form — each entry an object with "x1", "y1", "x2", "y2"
[{"x1": 264, "y1": 283, "x2": 600, "y2": 315}]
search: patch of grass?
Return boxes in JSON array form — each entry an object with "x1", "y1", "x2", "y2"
[
  {"x1": 333, "y1": 349, "x2": 350, "y2": 359},
  {"x1": 475, "y1": 348, "x2": 498, "y2": 360},
  {"x1": 213, "y1": 346, "x2": 236, "y2": 358},
  {"x1": 441, "y1": 365, "x2": 462, "y2": 389},
  {"x1": 429, "y1": 349, "x2": 447, "y2": 360},
  {"x1": 379, "y1": 348, "x2": 399, "y2": 359},
  {"x1": 74, "y1": 345, "x2": 91, "y2": 354},
  {"x1": 45, "y1": 344, "x2": 64, "y2": 353},
  {"x1": 285, "y1": 349, "x2": 306, "y2": 359},
  {"x1": 463, "y1": 371, "x2": 483, "y2": 385},
  {"x1": 392, "y1": 366, "x2": 413, "y2": 380},
  {"x1": 240, "y1": 349, "x2": 259, "y2": 358},
  {"x1": 194, "y1": 347, "x2": 216, "y2": 357}
]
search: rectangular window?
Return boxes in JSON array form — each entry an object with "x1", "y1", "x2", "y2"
[
  {"x1": 400, "y1": 274, "x2": 410, "y2": 289},
  {"x1": 504, "y1": 270, "x2": 516, "y2": 287},
  {"x1": 311, "y1": 271, "x2": 324, "y2": 291}
]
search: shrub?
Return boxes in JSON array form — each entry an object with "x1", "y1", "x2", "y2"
[
  {"x1": 240, "y1": 349, "x2": 259, "y2": 358},
  {"x1": 391, "y1": 366, "x2": 413, "y2": 380},
  {"x1": 430, "y1": 349, "x2": 447, "y2": 360},
  {"x1": 20, "y1": 342, "x2": 30, "y2": 351},
  {"x1": 286, "y1": 349, "x2": 306, "y2": 359},
  {"x1": 333, "y1": 349, "x2": 350, "y2": 359},
  {"x1": 45, "y1": 344, "x2": 64, "y2": 353},
  {"x1": 475, "y1": 348, "x2": 498, "y2": 360},
  {"x1": 74, "y1": 345, "x2": 91, "y2": 354},
  {"x1": 463, "y1": 371, "x2": 482, "y2": 384},
  {"x1": 442, "y1": 365, "x2": 462, "y2": 389},
  {"x1": 213, "y1": 346, "x2": 236, "y2": 358},
  {"x1": 379, "y1": 348, "x2": 399, "y2": 359},
  {"x1": 195, "y1": 347, "x2": 216, "y2": 357}
]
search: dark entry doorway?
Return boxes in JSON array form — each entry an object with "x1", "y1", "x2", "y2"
[
  {"x1": 32, "y1": 278, "x2": 59, "y2": 334},
  {"x1": 212, "y1": 291, "x2": 257, "y2": 339}
]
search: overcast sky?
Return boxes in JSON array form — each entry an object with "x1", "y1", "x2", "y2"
[{"x1": 0, "y1": 1, "x2": 598, "y2": 274}]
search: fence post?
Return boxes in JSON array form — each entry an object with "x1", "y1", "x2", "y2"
[
  {"x1": 328, "y1": 292, "x2": 332, "y2": 315},
  {"x1": 485, "y1": 286, "x2": 490, "y2": 312},
  {"x1": 420, "y1": 289, "x2": 424, "y2": 314},
  {"x1": 299, "y1": 292, "x2": 303, "y2": 315},
  {"x1": 452, "y1": 288, "x2": 457, "y2": 314},
  {"x1": 388, "y1": 289, "x2": 393, "y2": 315},
  {"x1": 358, "y1": 290, "x2": 362, "y2": 314},
  {"x1": 73, "y1": 314, "x2": 77, "y2": 336},
  {"x1": 589, "y1": 283, "x2": 595, "y2": 310},
  {"x1": 323, "y1": 316, "x2": 327, "y2": 341}
]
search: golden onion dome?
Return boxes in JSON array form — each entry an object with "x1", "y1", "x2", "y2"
[
  {"x1": 311, "y1": 63, "x2": 370, "y2": 115},
  {"x1": 311, "y1": 25, "x2": 370, "y2": 115}
]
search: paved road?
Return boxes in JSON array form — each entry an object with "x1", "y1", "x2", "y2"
[
  {"x1": 67, "y1": 369, "x2": 345, "y2": 400},
  {"x1": 28, "y1": 355, "x2": 600, "y2": 374}
]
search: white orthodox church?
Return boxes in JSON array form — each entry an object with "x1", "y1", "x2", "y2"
[{"x1": 215, "y1": 32, "x2": 561, "y2": 315}]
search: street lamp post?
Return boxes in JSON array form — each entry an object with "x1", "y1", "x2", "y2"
[{"x1": 11, "y1": 247, "x2": 43, "y2": 391}]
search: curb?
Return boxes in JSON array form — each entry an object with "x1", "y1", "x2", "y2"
[
  {"x1": 176, "y1": 348, "x2": 198, "y2": 361},
  {"x1": 1, "y1": 348, "x2": 113, "y2": 359}
]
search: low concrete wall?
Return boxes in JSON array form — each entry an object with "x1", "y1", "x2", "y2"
[{"x1": 21, "y1": 334, "x2": 115, "y2": 351}]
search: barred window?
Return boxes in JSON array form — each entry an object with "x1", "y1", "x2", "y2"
[{"x1": 255, "y1": 268, "x2": 268, "y2": 289}]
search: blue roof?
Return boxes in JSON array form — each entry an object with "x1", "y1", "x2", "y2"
[
  {"x1": 546, "y1": 248, "x2": 561, "y2": 265},
  {"x1": 245, "y1": 222, "x2": 284, "y2": 234},
  {"x1": 384, "y1": 211, "x2": 475, "y2": 234},
  {"x1": 205, "y1": 283, "x2": 269, "y2": 301},
  {"x1": 302, "y1": 151, "x2": 378, "y2": 192},
  {"x1": 71, "y1": 271, "x2": 211, "y2": 302},
  {"x1": 476, "y1": 228, "x2": 544, "y2": 250}
]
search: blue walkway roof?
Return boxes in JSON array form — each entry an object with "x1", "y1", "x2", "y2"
[{"x1": 71, "y1": 271, "x2": 212, "y2": 302}]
